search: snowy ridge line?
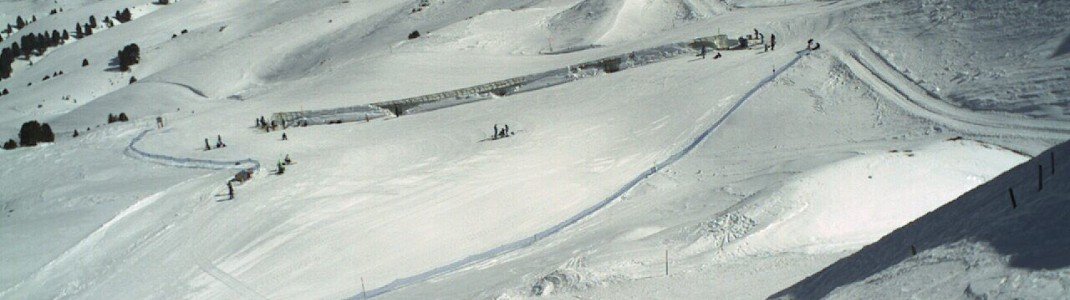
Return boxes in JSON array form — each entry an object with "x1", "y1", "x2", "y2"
[
  {"x1": 355, "y1": 49, "x2": 812, "y2": 299},
  {"x1": 125, "y1": 130, "x2": 261, "y2": 171},
  {"x1": 274, "y1": 41, "x2": 697, "y2": 124}
]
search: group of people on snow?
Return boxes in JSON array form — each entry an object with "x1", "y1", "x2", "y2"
[
  {"x1": 256, "y1": 116, "x2": 282, "y2": 132},
  {"x1": 205, "y1": 135, "x2": 226, "y2": 150},
  {"x1": 492, "y1": 124, "x2": 512, "y2": 140}
]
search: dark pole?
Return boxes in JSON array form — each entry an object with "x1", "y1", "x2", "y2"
[
  {"x1": 1039, "y1": 165, "x2": 1043, "y2": 191},
  {"x1": 1009, "y1": 188, "x2": 1017, "y2": 209}
]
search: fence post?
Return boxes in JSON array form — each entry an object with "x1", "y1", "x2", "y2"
[
  {"x1": 1009, "y1": 188, "x2": 1017, "y2": 209},
  {"x1": 664, "y1": 249, "x2": 669, "y2": 276}
]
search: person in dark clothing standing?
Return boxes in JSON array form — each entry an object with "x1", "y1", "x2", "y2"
[
  {"x1": 771, "y1": 34, "x2": 776, "y2": 51},
  {"x1": 227, "y1": 181, "x2": 234, "y2": 200},
  {"x1": 504, "y1": 124, "x2": 510, "y2": 136},
  {"x1": 282, "y1": 132, "x2": 288, "y2": 140},
  {"x1": 205, "y1": 138, "x2": 211, "y2": 151},
  {"x1": 493, "y1": 124, "x2": 499, "y2": 139}
]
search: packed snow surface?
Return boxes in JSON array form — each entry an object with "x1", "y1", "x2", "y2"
[{"x1": 1, "y1": 0, "x2": 1068, "y2": 299}]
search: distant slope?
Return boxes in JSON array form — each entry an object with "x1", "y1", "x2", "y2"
[{"x1": 772, "y1": 139, "x2": 1070, "y2": 299}]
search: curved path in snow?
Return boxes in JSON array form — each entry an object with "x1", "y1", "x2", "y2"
[
  {"x1": 125, "y1": 129, "x2": 261, "y2": 171},
  {"x1": 357, "y1": 49, "x2": 815, "y2": 299}
]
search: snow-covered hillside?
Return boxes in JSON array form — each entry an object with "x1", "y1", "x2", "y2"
[
  {"x1": 773, "y1": 140, "x2": 1070, "y2": 299},
  {"x1": 1, "y1": 0, "x2": 1068, "y2": 299}
]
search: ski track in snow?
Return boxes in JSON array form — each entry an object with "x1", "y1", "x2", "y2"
[
  {"x1": 125, "y1": 129, "x2": 261, "y2": 171},
  {"x1": 355, "y1": 49, "x2": 814, "y2": 299}
]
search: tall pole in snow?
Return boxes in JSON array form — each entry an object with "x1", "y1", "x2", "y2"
[
  {"x1": 664, "y1": 249, "x2": 669, "y2": 276},
  {"x1": 361, "y1": 277, "x2": 367, "y2": 300}
]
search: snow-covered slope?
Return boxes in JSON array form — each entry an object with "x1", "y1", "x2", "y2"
[
  {"x1": 1, "y1": 0, "x2": 1068, "y2": 299},
  {"x1": 773, "y1": 140, "x2": 1070, "y2": 299}
]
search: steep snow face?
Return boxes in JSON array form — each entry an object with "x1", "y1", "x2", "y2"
[
  {"x1": 728, "y1": 140, "x2": 1026, "y2": 255},
  {"x1": 845, "y1": 0, "x2": 1070, "y2": 121},
  {"x1": 773, "y1": 140, "x2": 1070, "y2": 300}
]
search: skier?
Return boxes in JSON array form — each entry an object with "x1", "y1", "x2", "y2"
[
  {"x1": 807, "y1": 38, "x2": 813, "y2": 50},
  {"x1": 156, "y1": 116, "x2": 164, "y2": 128},
  {"x1": 284, "y1": 154, "x2": 292, "y2": 165},
  {"x1": 700, "y1": 45, "x2": 707, "y2": 59},
  {"x1": 227, "y1": 181, "x2": 234, "y2": 200},
  {"x1": 281, "y1": 132, "x2": 288, "y2": 140},
  {"x1": 256, "y1": 118, "x2": 262, "y2": 128},
  {"x1": 204, "y1": 138, "x2": 211, "y2": 151},
  {"x1": 276, "y1": 161, "x2": 286, "y2": 175},
  {"x1": 499, "y1": 128, "x2": 507, "y2": 138},
  {"x1": 493, "y1": 124, "x2": 499, "y2": 139},
  {"x1": 753, "y1": 28, "x2": 759, "y2": 40},
  {"x1": 714, "y1": 52, "x2": 722, "y2": 59},
  {"x1": 770, "y1": 34, "x2": 776, "y2": 51},
  {"x1": 216, "y1": 135, "x2": 225, "y2": 148},
  {"x1": 270, "y1": 120, "x2": 277, "y2": 131},
  {"x1": 504, "y1": 124, "x2": 510, "y2": 137}
]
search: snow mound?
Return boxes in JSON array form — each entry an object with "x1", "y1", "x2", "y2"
[
  {"x1": 546, "y1": 0, "x2": 727, "y2": 49},
  {"x1": 772, "y1": 139, "x2": 1070, "y2": 299}
]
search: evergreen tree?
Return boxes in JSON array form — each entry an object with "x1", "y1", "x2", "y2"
[
  {"x1": 84, "y1": 24, "x2": 93, "y2": 35},
  {"x1": 40, "y1": 123, "x2": 54, "y2": 143},
  {"x1": 122, "y1": 9, "x2": 133, "y2": 22},
  {"x1": 1, "y1": 48, "x2": 12, "y2": 79},
  {"x1": 16, "y1": 16, "x2": 25, "y2": 29},
  {"x1": 118, "y1": 113, "x2": 129, "y2": 122},
  {"x1": 62, "y1": 29, "x2": 69, "y2": 40},
  {"x1": 73, "y1": 129, "x2": 79, "y2": 138},
  {"x1": 11, "y1": 42, "x2": 20, "y2": 58},
  {"x1": 76, "y1": 23, "x2": 83, "y2": 38},
  {"x1": 108, "y1": 113, "x2": 116, "y2": 123},
  {"x1": 82, "y1": 58, "x2": 89, "y2": 67},
  {"x1": 89, "y1": 16, "x2": 97, "y2": 28},
  {"x1": 118, "y1": 43, "x2": 141, "y2": 71},
  {"x1": 2, "y1": 139, "x2": 16, "y2": 150},
  {"x1": 18, "y1": 121, "x2": 41, "y2": 146},
  {"x1": 51, "y1": 30, "x2": 61, "y2": 46},
  {"x1": 129, "y1": 76, "x2": 137, "y2": 84}
]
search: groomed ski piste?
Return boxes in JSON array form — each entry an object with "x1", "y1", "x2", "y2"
[{"x1": 2, "y1": 0, "x2": 1069, "y2": 299}]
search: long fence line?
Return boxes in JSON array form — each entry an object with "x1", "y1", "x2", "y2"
[
  {"x1": 355, "y1": 49, "x2": 813, "y2": 299},
  {"x1": 273, "y1": 40, "x2": 701, "y2": 126}
]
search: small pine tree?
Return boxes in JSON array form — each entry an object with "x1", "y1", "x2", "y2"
[
  {"x1": 89, "y1": 16, "x2": 97, "y2": 28},
  {"x1": 118, "y1": 113, "x2": 129, "y2": 122},
  {"x1": 40, "y1": 123, "x2": 54, "y2": 143},
  {"x1": 73, "y1": 129, "x2": 79, "y2": 138},
  {"x1": 129, "y1": 76, "x2": 137, "y2": 84},
  {"x1": 108, "y1": 113, "x2": 116, "y2": 123},
  {"x1": 2, "y1": 139, "x2": 16, "y2": 150},
  {"x1": 16, "y1": 16, "x2": 25, "y2": 29},
  {"x1": 2, "y1": 89, "x2": 8, "y2": 95},
  {"x1": 18, "y1": 121, "x2": 41, "y2": 146},
  {"x1": 84, "y1": 24, "x2": 93, "y2": 35},
  {"x1": 408, "y1": 30, "x2": 420, "y2": 39},
  {"x1": 76, "y1": 23, "x2": 83, "y2": 38},
  {"x1": 82, "y1": 58, "x2": 89, "y2": 67},
  {"x1": 62, "y1": 29, "x2": 69, "y2": 40}
]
